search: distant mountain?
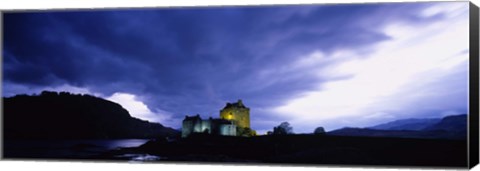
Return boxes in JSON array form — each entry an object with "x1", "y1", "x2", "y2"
[
  {"x1": 423, "y1": 114, "x2": 467, "y2": 136},
  {"x1": 3, "y1": 91, "x2": 180, "y2": 140},
  {"x1": 327, "y1": 128, "x2": 460, "y2": 139},
  {"x1": 368, "y1": 118, "x2": 441, "y2": 131},
  {"x1": 328, "y1": 114, "x2": 467, "y2": 140}
]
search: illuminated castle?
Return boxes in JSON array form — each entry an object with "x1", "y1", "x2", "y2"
[
  {"x1": 220, "y1": 99, "x2": 250, "y2": 128},
  {"x1": 182, "y1": 100, "x2": 253, "y2": 137}
]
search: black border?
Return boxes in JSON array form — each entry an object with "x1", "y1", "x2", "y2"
[{"x1": 469, "y1": 1, "x2": 479, "y2": 169}]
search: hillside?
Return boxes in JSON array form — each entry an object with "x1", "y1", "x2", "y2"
[
  {"x1": 3, "y1": 91, "x2": 180, "y2": 139},
  {"x1": 423, "y1": 114, "x2": 467, "y2": 132},
  {"x1": 327, "y1": 127, "x2": 461, "y2": 139},
  {"x1": 368, "y1": 118, "x2": 441, "y2": 131},
  {"x1": 328, "y1": 114, "x2": 467, "y2": 140}
]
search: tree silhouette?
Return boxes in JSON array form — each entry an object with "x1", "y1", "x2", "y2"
[
  {"x1": 273, "y1": 122, "x2": 293, "y2": 135},
  {"x1": 314, "y1": 127, "x2": 326, "y2": 135}
]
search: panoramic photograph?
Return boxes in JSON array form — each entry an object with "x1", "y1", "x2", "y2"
[{"x1": 2, "y1": 1, "x2": 470, "y2": 168}]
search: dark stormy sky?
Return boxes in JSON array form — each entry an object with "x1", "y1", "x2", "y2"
[{"x1": 2, "y1": 2, "x2": 469, "y2": 133}]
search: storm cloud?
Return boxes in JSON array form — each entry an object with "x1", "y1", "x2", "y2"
[{"x1": 2, "y1": 2, "x2": 469, "y2": 133}]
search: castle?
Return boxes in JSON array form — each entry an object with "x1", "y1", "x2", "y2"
[{"x1": 182, "y1": 99, "x2": 254, "y2": 137}]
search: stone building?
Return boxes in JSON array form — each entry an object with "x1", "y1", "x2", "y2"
[
  {"x1": 181, "y1": 99, "x2": 253, "y2": 138},
  {"x1": 220, "y1": 99, "x2": 250, "y2": 129},
  {"x1": 181, "y1": 115, "x2": 236, "y2": 138}
]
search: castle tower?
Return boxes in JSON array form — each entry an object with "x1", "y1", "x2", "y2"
[
  {"x1": 182, "y1": 115, "x2": 202, "y2": 138},
  {"x1": 220, "y1": 99, "x2": 250, "y2": 128}
]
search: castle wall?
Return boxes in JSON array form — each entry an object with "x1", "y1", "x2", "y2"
[
  {"x1": 182, "y1": 116, "x2": 238, "y2": 137},
  {"x1": 219, "y1": 124, "x2": 237, "y2": 136},
  {"x1": 193, "y1": 119, "x2": 203, "y2": 133},
  {"x1": 201, "y1": 120, "x2": 211, "y2": 133},
  {"x1": 182, "y1": 120, "x2": 194, "y2": 138},
  {"x1": 220, "y1": 107, "x2": 250, "y2": 128},
  {"x1": 182, "y1": 116, "x2": 210, "y2": 137}
]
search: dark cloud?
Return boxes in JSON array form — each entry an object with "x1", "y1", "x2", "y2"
[{"x1": 3, "y1": 2, "x2": 449, "y2": 130}]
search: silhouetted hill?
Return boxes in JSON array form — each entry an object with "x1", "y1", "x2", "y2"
[
  {"x1": 327, "y1": 128, "x2": 460, "y2": 139},
  {"x1": 423, "y1": 114, "x2": 467, "y2": 138},
  {"x1": 328, "y1": 114, "x2": 467, "y2": 140},
  {"x1": 368, "y1": 118, "x2": 441, "y2": 131},
  {"x1": 423, "y1": 114, "x2": 467, "y2": 131},
  {"x1": 3, "y1": 91, "x2": 180, "y2": 139}
]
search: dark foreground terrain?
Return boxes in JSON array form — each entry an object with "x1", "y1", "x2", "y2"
[{"x1": 94, "y1": 134, "x2": 466, "y2": 168}]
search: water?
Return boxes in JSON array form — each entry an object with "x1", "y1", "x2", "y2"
[
  {"x1": 117, "y1": 154, "x2": 163, "y2": 163},
  {"x1": 4, "y1": 139, "x2": 151, "y2": 160}
]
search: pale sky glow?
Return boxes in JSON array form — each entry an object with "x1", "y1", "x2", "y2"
[
  {"x1": 107, "y1": 92, "x2": 177, "y2": 127},
  {"x1": 273, "y1": 3, "x2": 469, "y2": 132}
]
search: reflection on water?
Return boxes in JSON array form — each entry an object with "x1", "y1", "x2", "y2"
[
  {"x1": 4, "y1": 139, "x2": 150, "y2": 160},
  {"x1": 116, "y1": 154, "x2": 163, "y2": 162}
]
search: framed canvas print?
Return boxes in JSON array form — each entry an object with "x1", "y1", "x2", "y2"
[{"x1": 1, "y1": 0, "x2": 479, "y2": 170}]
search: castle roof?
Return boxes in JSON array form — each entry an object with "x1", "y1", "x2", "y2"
[
  {"x1": 223, "y1": 99, "x2": 248, "y2": 109},
  {"x1": 184, "y1": 114, "x2": 202, "y2": 121}
]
